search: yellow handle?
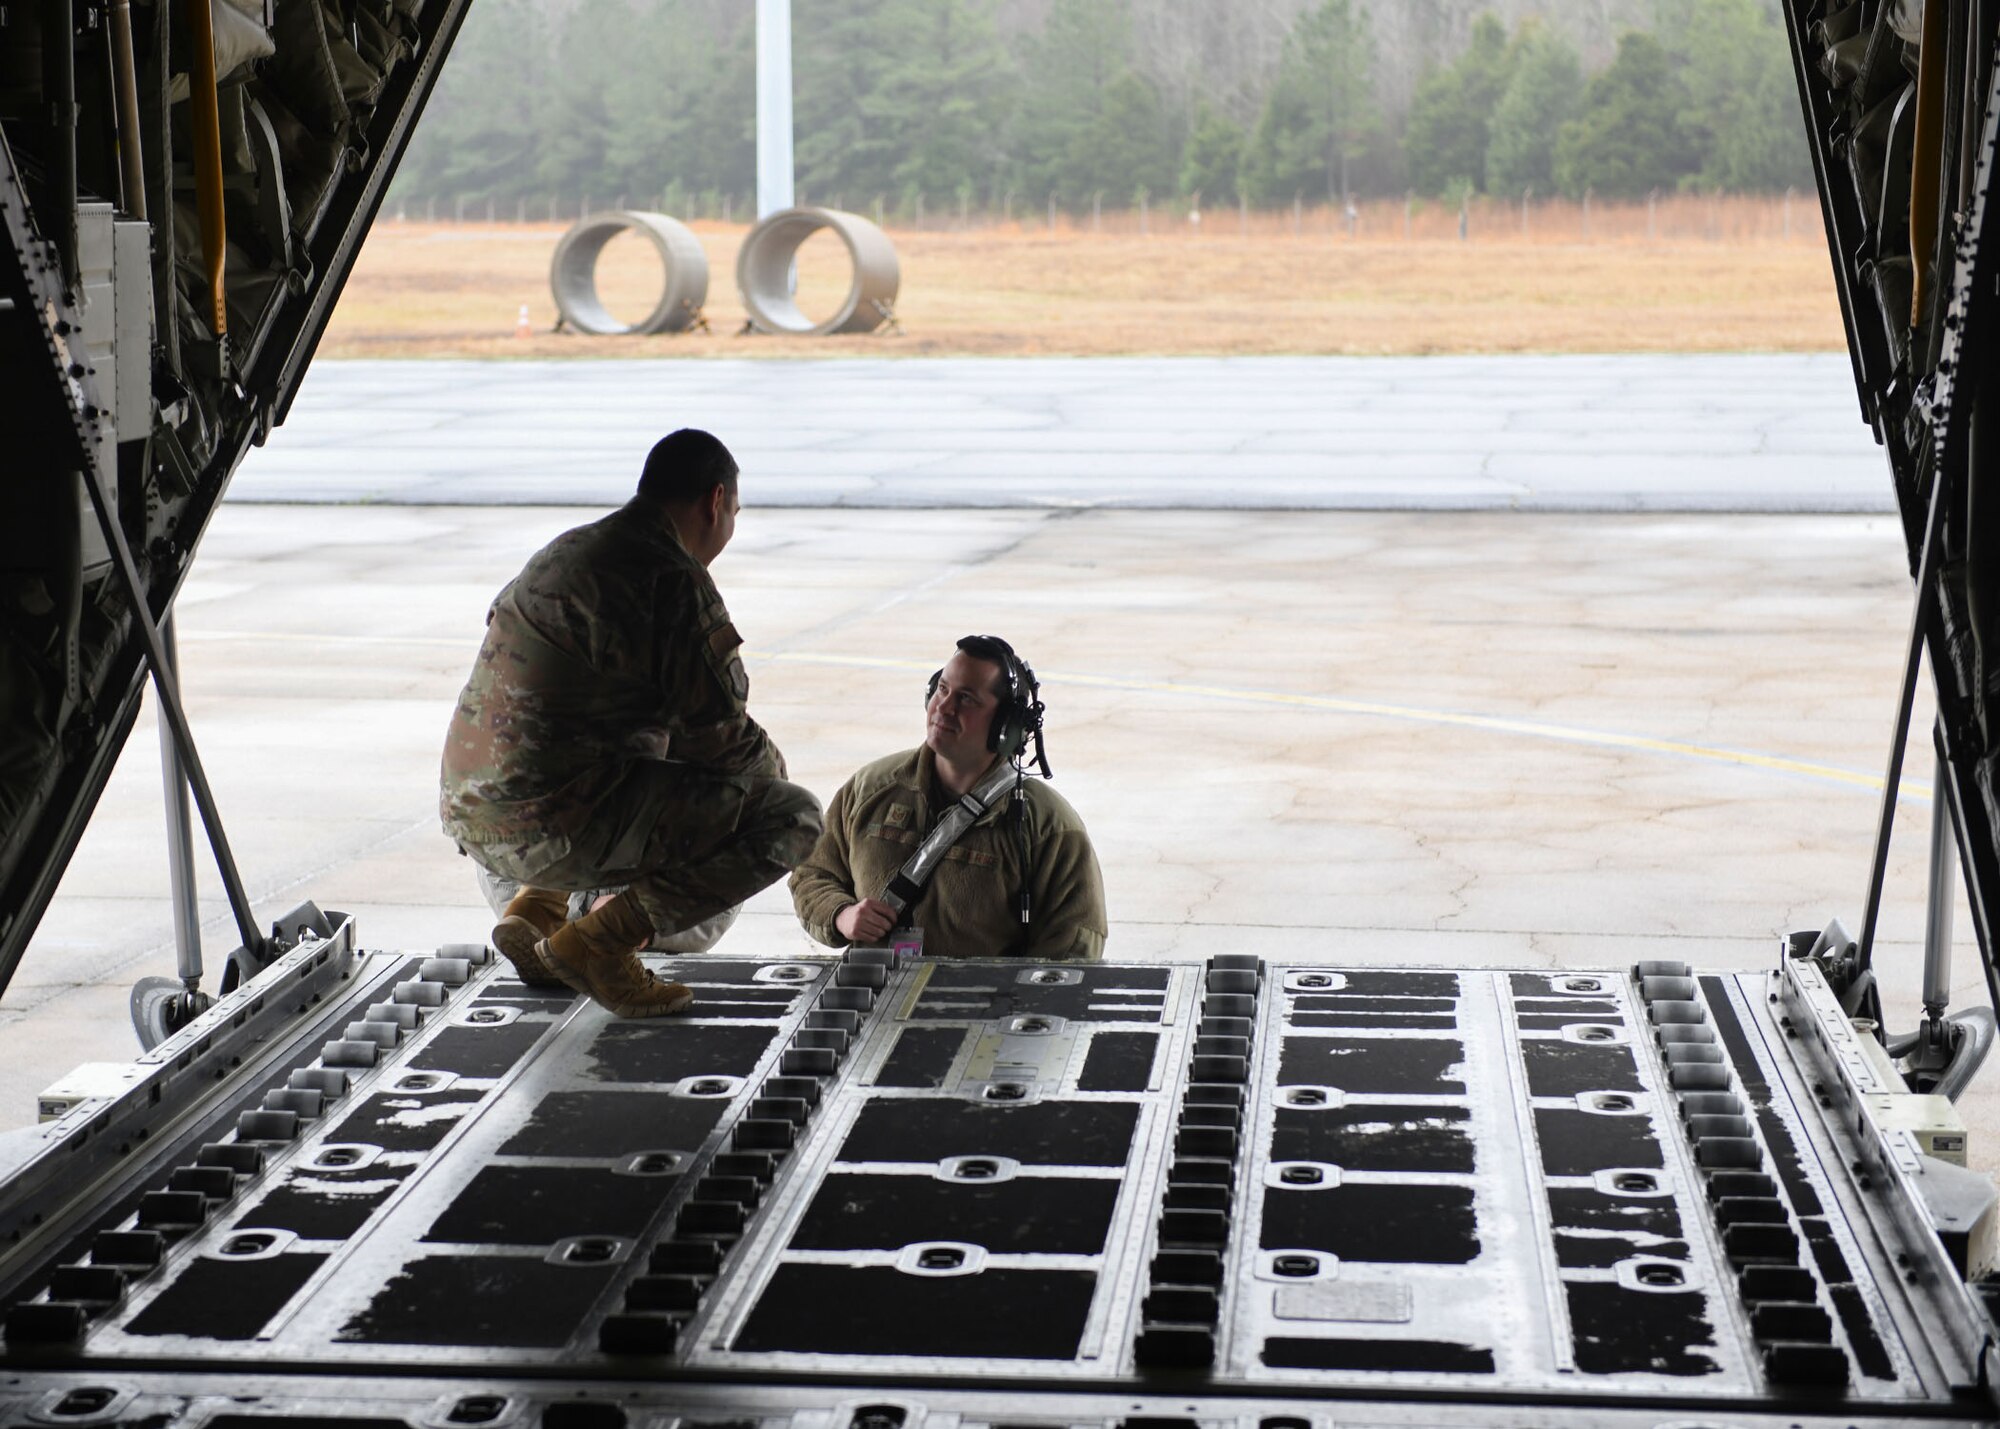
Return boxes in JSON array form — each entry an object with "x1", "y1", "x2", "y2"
[{"x1": 184, "y1": 0, "x2": 227, "y2": 336}]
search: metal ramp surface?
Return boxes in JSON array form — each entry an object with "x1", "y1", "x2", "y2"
[{"x1": 0, "y1": 938, "x2": 1989, "y2": 1425}]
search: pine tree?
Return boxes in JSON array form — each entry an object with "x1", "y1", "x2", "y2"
[
  {"x1": 876, "y1": 0, "x2": 1011, "y2": 198},
  {"x1": 793, "y1": 0, "x2": 903, "y2": 202},
  {"x1": 392, "y1": 0, "x2": 1806, "y2": 213},
  {"x1": 679, "y1": 12, "x2": 757, "y2": 200},
  {"x1": 1485, "y1": 20, "x2": 1582, "y2": 196},
  {"x1": 1012, "y1": 0, "x2": 1138, "y2": 202},
  {"x1": 1069, "y1": 71, "x2": 1177, "y2": 201},
  {"x1": 1180, "y1": 99, "x2": 1245, "y2": 201},
  {"x1": 532, "y1": 0, "x2": 630, "y2": 203},
  {"x1": 1240, "y1": 0, "x2": 1378, "y2": 206},
  {"x1": 396, "y1": 0, "x2": 555, "y2": 202},
  {"x1": 1553, "y1": 30, "x2": 1698, "y2": 197},
  {"x1": 601, "y1": 0, "x2": 753, "y2": 202},
  {"x1": 1671, "y1": 0, "x2": 1811, "y2": 190},
  {"x1": 1402, "y1": 12, "x2": 1515, "y2": 195}
]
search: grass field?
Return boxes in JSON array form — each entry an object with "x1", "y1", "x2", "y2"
[{"x1": 322, "y1": 193, "x2": 1847, "y2": 359}]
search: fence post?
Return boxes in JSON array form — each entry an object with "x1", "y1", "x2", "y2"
[
  {"x1": 516, "y1": 196, "x2": 525, "y2": 223},
  {"x1": 1292, "y1": 191, "x2": 1301, "y2": 235},
  {"x1": 916, "y1": 191, "x2": 925, "y2": 227},
  {"x1": 1139, "y1": 190, "x2": 1149, "y2": 235},
  {"x1": 1048, "y1": 193, "x2": 1056, "y2": 231},
  {"x1": 1093, "y1": 191, "x2": 1103, "y2": 232},
  {"x1": 1582, "y1": 187, "x2": 1590, "y2": 240},
  {"x1": 875, "y1": 193, "x2": 885, "y2": 225},
  {"x1": 1647, "y1": 188, "x2": 1657, "y2": 242},
  {"x1": 1521, "y1": 187, "x2": 1530, "y2": 238},
  {"x1": 1238, "y1": 192, "x2": 1246, "y2": 236},
  {"x1": 1404, "y1": 190, "x2": 1413, "y2": 240},
  {"x1": 425, "y1": 194, "x2": 436, "y2": 222},
  {"x1": 1458, "y1": 195, "x2": 1468, "y2": 241},
  {"x1": 453, "y1": 194, "x2": 467, "y2": 222}
]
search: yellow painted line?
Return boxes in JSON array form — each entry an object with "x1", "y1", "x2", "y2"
[
  {"x1": 181, "y1": 629, "x2": 472, "y2": 650},
  {"x1": 745, "y1": 649, "x2": 1928, "y2": 802}
]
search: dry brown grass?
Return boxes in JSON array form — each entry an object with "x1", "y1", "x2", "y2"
[{"x1": 320, "y1": 193, "x2": 1845, "y2": 359}]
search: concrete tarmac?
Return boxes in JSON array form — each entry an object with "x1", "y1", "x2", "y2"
[
  {"x1": 6, "y1": 503, "x2": 1986, "y2": 1161},
  {"x1": 234, "y1": 355, "x2": 1889, "y2": 511}
]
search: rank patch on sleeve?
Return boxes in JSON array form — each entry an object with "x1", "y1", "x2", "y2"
[{"x1": 705, "y1": 620, "x2": 749, "y2": 700}]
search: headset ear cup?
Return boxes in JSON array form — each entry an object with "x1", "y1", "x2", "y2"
[{"x1": 990, "y1": 703, "x2": 1024, "y2": 760}]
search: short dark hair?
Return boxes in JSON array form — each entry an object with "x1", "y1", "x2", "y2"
[
  {"x1": 955, "y1": 634, "x2": 1021, "y2": 699},
  {"x1": 637, "y1": 429, "x2": 738, "y2": 505}
]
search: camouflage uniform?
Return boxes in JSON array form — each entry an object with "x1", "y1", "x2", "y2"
[
  {"x1": 789, "y1": 746, "x2": 1106, "y2": 959},
  {"x1": 440, "y1": 498, "x2": 821, "y2": 938}
]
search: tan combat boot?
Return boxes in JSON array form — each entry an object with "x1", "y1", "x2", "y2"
[
  {"x1": 491, "y1": 886, "x2": 570, "y2": 988},
  {"x1": 537, "y1": 891, "x2": 695, "y2": 1018}
]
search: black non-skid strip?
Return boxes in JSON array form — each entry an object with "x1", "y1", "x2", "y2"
[
  {"x1": 874, "y1": 1026, "x2": 966, "y2": 1088},
  {"x1": 1077, "y1": 1031, "x2": 1161, "y2": 1092}
]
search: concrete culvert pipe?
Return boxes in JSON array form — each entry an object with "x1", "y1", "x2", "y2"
[
  {"x1": 737, "y1": 206, "x2": 900, "y2": 336},
  {"x1": 550, "y1": 211, "x2": 708, "y2": 335}
]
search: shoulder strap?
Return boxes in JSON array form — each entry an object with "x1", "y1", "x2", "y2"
[{"x1": 877, "y1": 760, "x2": 1020, "y2": 918}]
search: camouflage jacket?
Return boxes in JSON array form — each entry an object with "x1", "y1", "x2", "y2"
[
  {"x1": 440, "y1": 500, "x2": 782, "y2": 847},
  {"x1": 789, "y1": 746, "x2": 1106, "y2": 959}
]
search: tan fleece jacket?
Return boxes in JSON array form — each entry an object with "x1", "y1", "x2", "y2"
[{"x1": 790, "y1": 746, "x2": 1106, "y2": 960}]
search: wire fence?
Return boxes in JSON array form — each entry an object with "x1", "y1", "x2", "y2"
[{"x1": 389, "y1": 189, "x2": 1824, "y2": 247}]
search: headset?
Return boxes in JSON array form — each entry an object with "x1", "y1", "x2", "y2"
[{"x1": 925, "y1": 634, "x2": 1051, "y2": 776}]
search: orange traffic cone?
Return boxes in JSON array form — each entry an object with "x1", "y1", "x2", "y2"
[{"x1": 514, "y1": 303, "x2": 532, "y2": 339}]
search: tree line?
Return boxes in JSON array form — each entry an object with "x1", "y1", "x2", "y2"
[{"x1": 394, "y1": 0, "x2": 1810, "y2": 215}]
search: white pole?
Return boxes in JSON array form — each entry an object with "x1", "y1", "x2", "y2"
[{"x1": 756, "y1": 0, "x2": 795, "y2": 218}]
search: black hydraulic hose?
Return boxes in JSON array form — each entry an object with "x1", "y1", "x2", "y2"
[{"x1": 1937, "y1": 1006, "x2": 1998, "y2": 1100}]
